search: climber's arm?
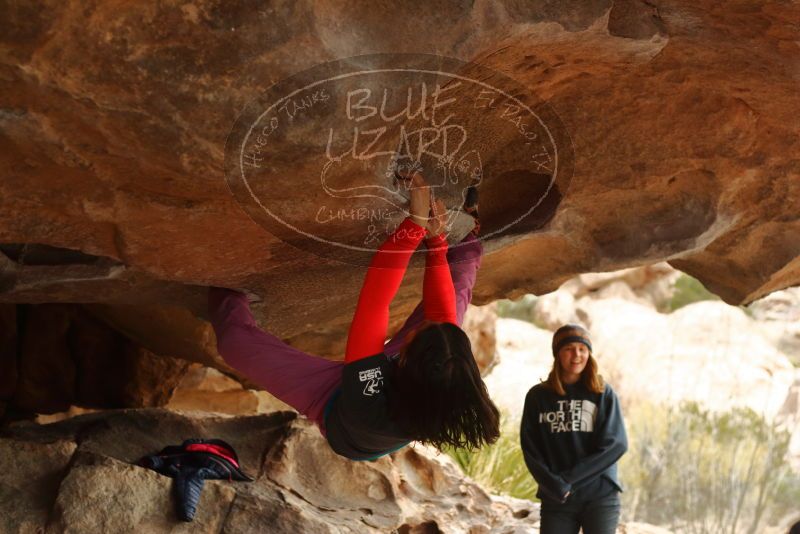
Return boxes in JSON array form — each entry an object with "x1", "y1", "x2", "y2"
[
  {"x1": 344, "y1": 217, "x2": 427, "y2": 363},
  {"x1": 422, "y1": 233, "x2": 457, "y2": 324}
]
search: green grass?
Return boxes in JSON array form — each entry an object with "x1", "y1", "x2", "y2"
[
  {"x1": 445, "y1": 417, "x2": 538, "y2": 501},
  {"x1": 667, "y1": 274, "x2": 719, "y2": 312},
  {"x1": 495, "y1": 295, "x2": 540, "y2": 326}
]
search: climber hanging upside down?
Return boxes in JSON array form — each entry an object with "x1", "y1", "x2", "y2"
[{"x1": 208, "y1": 172, "x2": 499, "y2": 461}]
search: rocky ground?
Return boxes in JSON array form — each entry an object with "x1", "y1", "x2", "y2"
[
  {"x1": 1, "y1": 405, "x2": 685, "y2": 534},
  {"x1": 2, "y1": 408, "x2": 541, "y2": 534}
]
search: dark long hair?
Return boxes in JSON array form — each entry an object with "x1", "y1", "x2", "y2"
[{"x1": 388, "y1": 322, "x2": 500, "y2": 450}]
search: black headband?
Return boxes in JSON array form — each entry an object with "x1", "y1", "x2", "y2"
[{"x1": 552, "y1": 335, "x2": 592, "y2": 357}]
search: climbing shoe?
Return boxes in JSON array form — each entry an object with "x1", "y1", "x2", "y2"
[{"x1": 463, "y1": 186, "x2": 480, "y2": 236}]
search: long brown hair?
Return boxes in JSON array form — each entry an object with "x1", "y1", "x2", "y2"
[
  {"x1": 389, "y1": 322, "x2": 500, "y2": 450},
  {"x1": 544, "y1": 324, "x2": 604, "y2": 396}
]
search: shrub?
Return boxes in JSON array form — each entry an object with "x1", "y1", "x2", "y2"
[
  {"x1": 620, "y1": 401, "x2": 799, "y2": 533},
  {"x1": 445, "y1": 416, "x2": 537, "y2": 501},
  {"x1": 496, "y1": 295, "x2": 539, "y2": 324},
  {"x1": 668, "y1": 275, "x2": 719, "y2": 312},
  {"x1": 446, "y1": 402, "x2": 800, "y2": 533}
]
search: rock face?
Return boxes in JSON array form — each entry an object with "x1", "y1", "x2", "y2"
[
  {"x1": 1, "y1": 2, "x2": 799, "y2": 529},
  {"x1": 749, "y1": 287, "x2": 800, "y2": 363},
  {"x1": 52, "y1": 452, "x2": 237, "y2": 533},
  {"x1": 1, "y1": 0, "x2": 799, "y2": 365},
  {"x1": 0, "y1": 408, "x2": 540, "y2": 533},
  {"x1": 166, "y1": 364, "x2": 291, "y2": 415},
  {"x1": 0, "y1": 303, "x2": 191, "y2": 419},
  {"x1": 580, "y1": 298, "x2": 795, "y2": 418},
  {"x1": 0, "y1": 438, "x2": 77, "y2": 534},
  {"x1": 463, "y1": 302, "x2": 499, "y2": 374},
  {"x1": 484, "y1": 318, "x2": 555, "y2": 417}
]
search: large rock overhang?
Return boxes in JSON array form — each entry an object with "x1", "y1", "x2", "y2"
[{"x1": 1, "y1": 0, "x2": 798, "y2": 358}]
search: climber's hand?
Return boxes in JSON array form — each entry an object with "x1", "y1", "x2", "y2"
[
  {"x1": 408, "y1": 171, "x2": 431, "y2": 227},
  {"x1": 427, "y1": 198, "x2": 448, "y2": 237}
]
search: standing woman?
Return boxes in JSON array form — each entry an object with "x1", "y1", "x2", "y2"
[
  {"x1": 520, "y1": 324, "x2": 627, "y2": 534},
  {"x1": 209, "y1": 171, "x2": 499, "y2": 461}
]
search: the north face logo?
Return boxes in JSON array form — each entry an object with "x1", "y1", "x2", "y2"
[
  {"x1": 358, "y1": 367, "x2": 383, "y2": 396},
  {"x1": 539, "y1": 399, "x2": 598, "y2": 433}
]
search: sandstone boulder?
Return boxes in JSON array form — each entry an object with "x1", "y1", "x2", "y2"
[
  {"x1": 488, "y1": 300, "x2": 796, "y2": 422},
  {"x1": 484, "y1": 318, "x2": 554, "y2": 419},
  {"x1": 166, "y1": 364, "x2": 291, "y2": 416},
  {"x1": 463, "y1": 302, "x2": 499, "y2": 374},
  {"x1": 50, "y1": 452, "x2": 236, "y2": 533},
  {"x1": 531, "y1": 290, "x2": 580, "y2": 331},
  {"x1": 748, "y1": 287, "x2": 800, "y2": 364},
  {"x1": 0, "y1": 409, "x2": 539, "y2": 533},
  {"x1": 560, "y1": 263, "x2": 682, "y2": 309},
  {"x1": 2, "y1": 0, "x2": 799, "y2": 362},
  {"x1": 0, "y1": 438, "x2": 76, "y2": 534},
  {"x1": 0, "y1": 303, "x2": 191, "y2": 419},
  {"x1": 583, "y1": 298, "x2": 796, "y2": 419}
]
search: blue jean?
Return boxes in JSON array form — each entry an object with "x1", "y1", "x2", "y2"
[{"x1": 540, "y1": 492, "x2": 621, "y2": 534}]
